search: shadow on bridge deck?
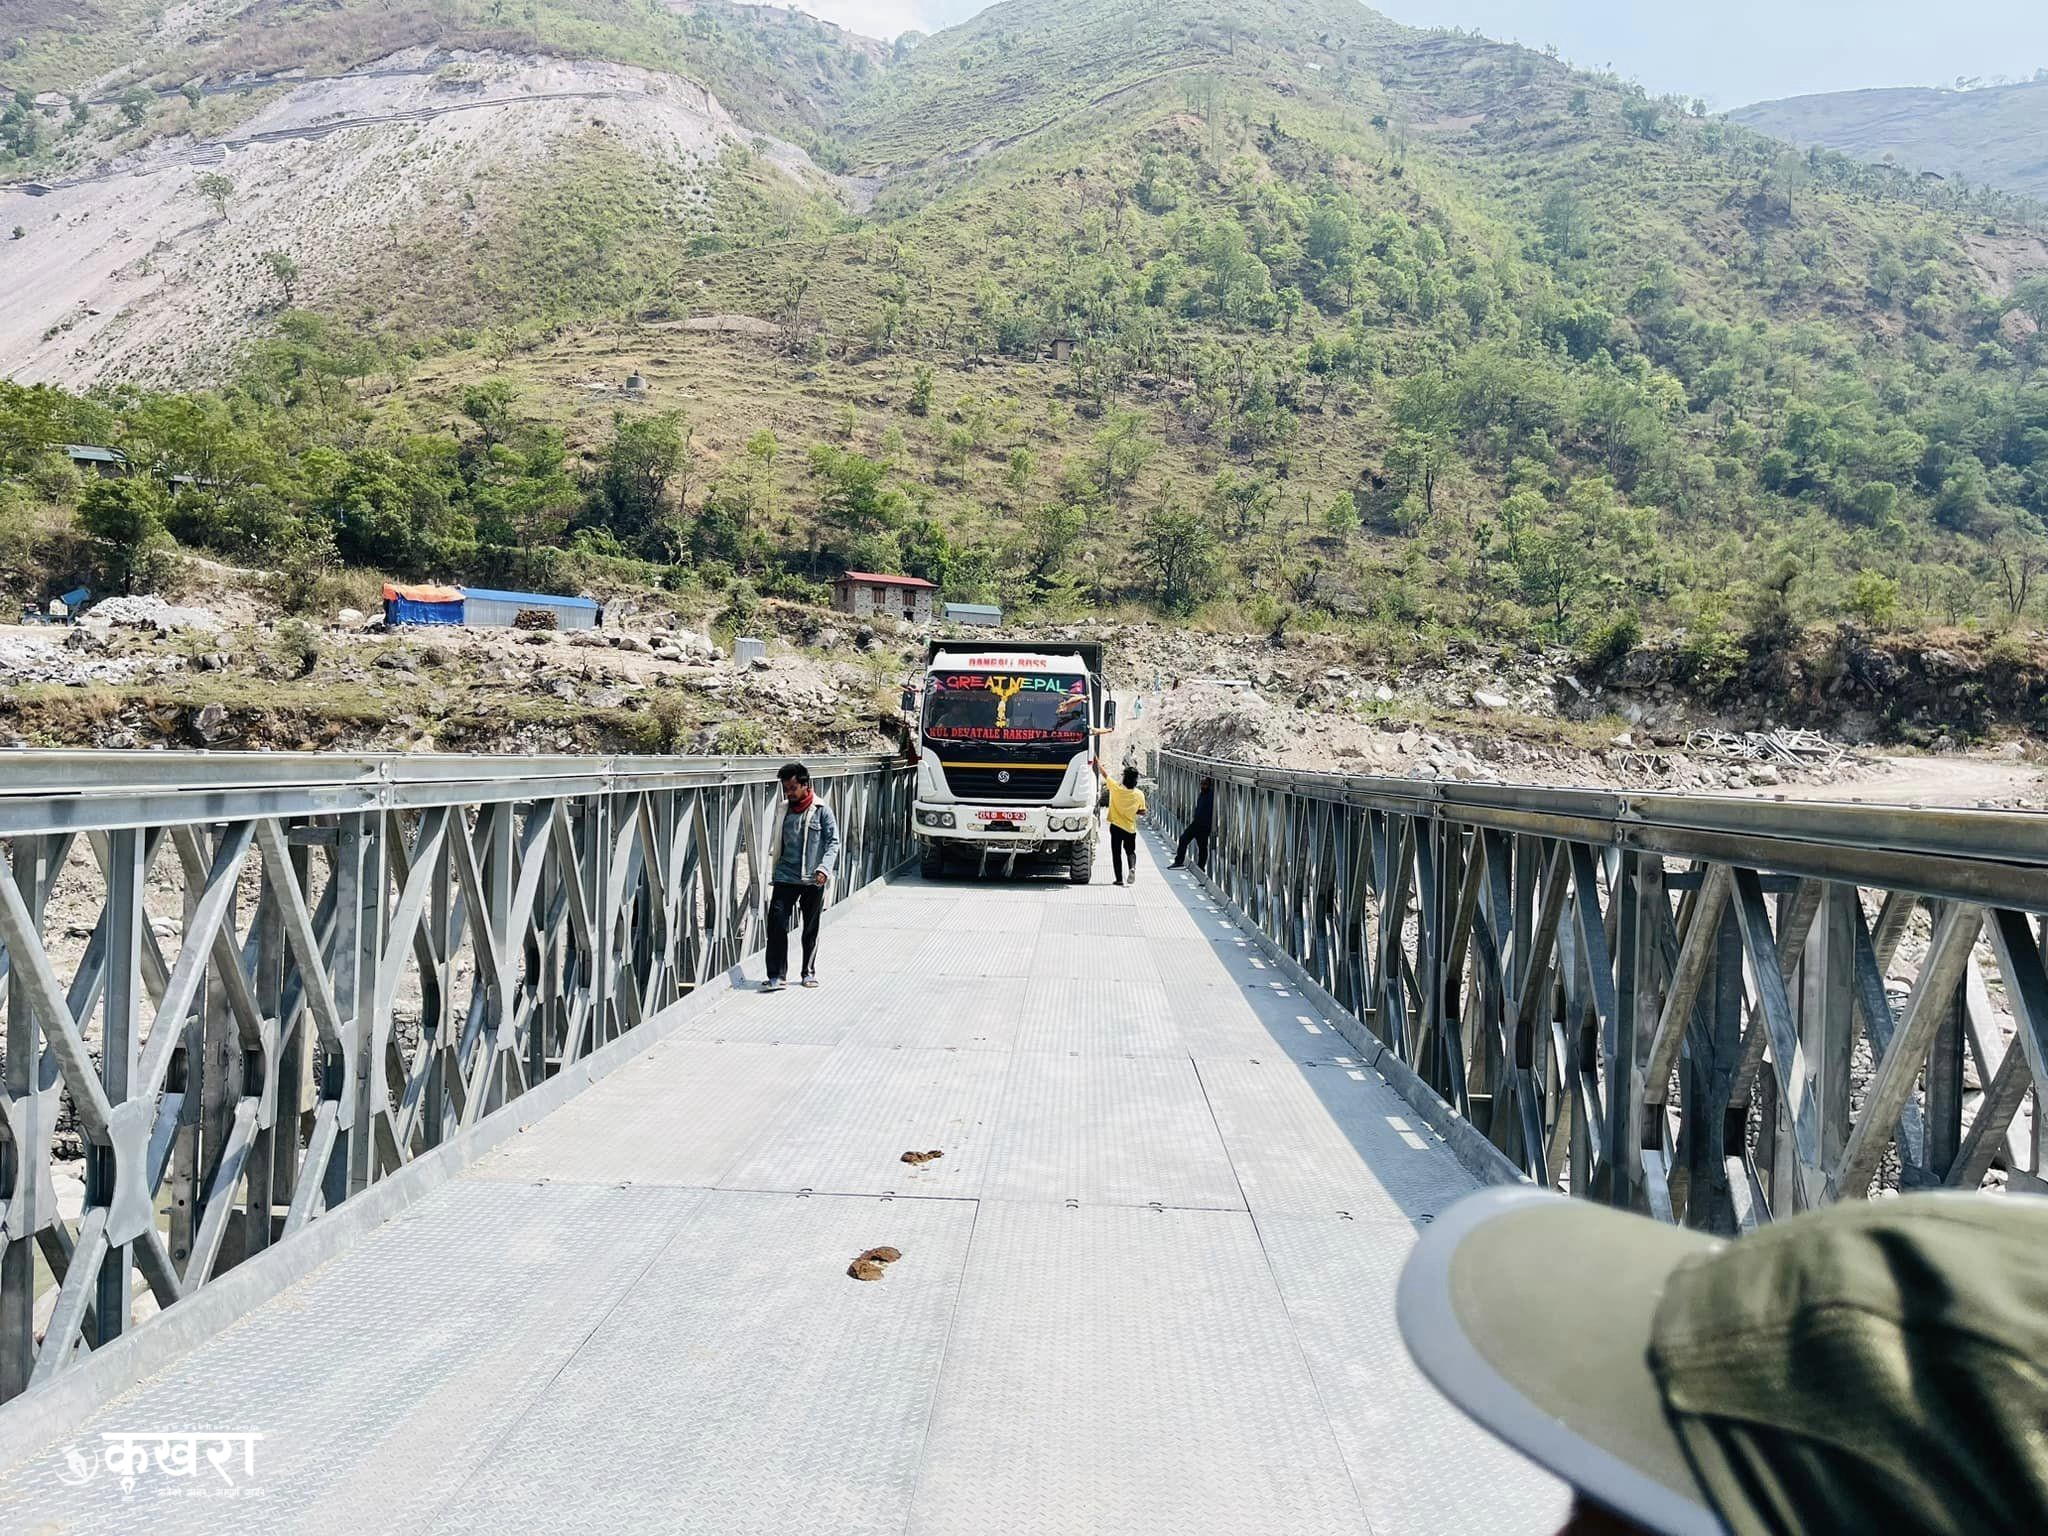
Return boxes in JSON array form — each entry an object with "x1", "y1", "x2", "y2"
[{"x1": 0, "y1": 831, "x2": 1568, "y2": 1535}]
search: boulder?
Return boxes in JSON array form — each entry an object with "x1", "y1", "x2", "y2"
[
  {"x1": 190, "y1": 703, "x2": 230, "y2": 743},
  {"x1": 1472, "y1": 690, "x2": 1511, "y2": 710}
]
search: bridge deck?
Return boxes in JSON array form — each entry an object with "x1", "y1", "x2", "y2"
[{"x1": 3, "y1": 833, "x2": 1565, "y2": 1535}]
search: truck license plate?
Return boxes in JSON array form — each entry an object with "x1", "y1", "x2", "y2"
[{"x1": 976, "y1": 810, "x2": 1026, "y2": 823}]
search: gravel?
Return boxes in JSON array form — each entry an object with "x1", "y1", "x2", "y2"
[
  {"x1": 0, "y1": 633, "x2": 176, "y2": 686},
  {"x1": 87, "y1": 595, "x2": 225, "y2": 631}
]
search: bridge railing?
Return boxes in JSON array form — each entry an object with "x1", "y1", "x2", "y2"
[
  {"x1": 0, "y1": 751, "x2": 914, "y2": 1401},
  {"x1": 1158, "y1": 751, "x2": 2048, "y2": 1231}
]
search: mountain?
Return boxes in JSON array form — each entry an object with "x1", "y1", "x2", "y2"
[
  {"x1": 1732, "y1": 79, "x2": 2048, "y2": 203},
  {"x1": 2, "y1": 0, "x2": 2047, "y2": 681}
]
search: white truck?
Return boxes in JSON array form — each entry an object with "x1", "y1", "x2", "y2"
[{"x1": 910, "y1": 640, "x2": 1116, "y2": 882}]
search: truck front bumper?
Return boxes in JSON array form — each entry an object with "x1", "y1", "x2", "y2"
[{"x1": 914, "y1": 803, "x2": 1096, "y2": 845}]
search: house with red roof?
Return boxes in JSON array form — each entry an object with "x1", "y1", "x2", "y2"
[{"x1": 832, "y1": 571, "x2": 936, "y2": 624}]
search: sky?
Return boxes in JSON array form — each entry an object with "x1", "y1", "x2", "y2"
[{"x1": 781, "y1": 0, "x2": 2048, "y2": 109}]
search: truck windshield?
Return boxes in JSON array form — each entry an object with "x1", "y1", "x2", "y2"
[{"x1": 924, "y1": 671, "x2": 1089, "y2": 746}]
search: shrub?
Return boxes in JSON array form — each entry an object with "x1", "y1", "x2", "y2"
[
  {"x1": 1845, "y1": 571, "x2": 1900, "y2": 630},
  {"x1": 273, "y1": 619, "x2": 320, "y2": 678},
  {"x1": 1676, "y1": 603, "x2": 1746, "y2": 696},
  {"x1": 311, "y1": 567, "x2": 384, "y2": 618},
  {"x1": 721, "y1": 579, "x2": 760, "y2": 632},
  {"x1": 1579, "y1": 610, "x2": 1642, "y2": 670},
  {"x1": 758, "y1": 569, "x2": 830, "y2": 606},
  {"x1": 645, "y1": 692, "x2": 689, "y2": 753},
  {"x1": 25, "y1": 453, "x2": 80, "y2": 502},
  {"x1": 713, "y1": 720, "x2": 767, "y2": 755}
]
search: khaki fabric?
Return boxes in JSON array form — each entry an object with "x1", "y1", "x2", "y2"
[{"x1": 1649, "y1": 1196, "x2": 2048, "y2": 1536}]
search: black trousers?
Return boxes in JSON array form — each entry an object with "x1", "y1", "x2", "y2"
[
  {"x1": 1110, "y1": 825, "x2": 1137, "y2": 882},
  {"x1": 766, "y1": 881, "x2": 823, "y2": 979},
  {"x1": 1174, "y1": 823, "x2": 1212, "y2": 869}
]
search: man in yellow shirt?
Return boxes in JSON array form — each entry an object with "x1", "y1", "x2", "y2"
[{"x1": 1095, "y1": 759, "x2": 1147, "y2": 886}]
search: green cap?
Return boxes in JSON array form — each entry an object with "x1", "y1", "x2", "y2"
[{"x1": 1396, "y1": 1186, "x2": 2048, "y2": 1536}]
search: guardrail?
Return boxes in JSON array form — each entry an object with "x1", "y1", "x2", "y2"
[
  {"x1": 0, "y1": 752, "x2": 915, "y2": 1401},
  {"x1": 1157, "y1": 751, "x2": 2048, "y2": 1230}
]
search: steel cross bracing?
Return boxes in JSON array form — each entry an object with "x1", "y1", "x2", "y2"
[
  {"x1": 1159, "y1": 751, "x2": 2048, "y2": 1230},
  {"x1": 0, "y1": 751, "x2": 913, "y2": 1401}
]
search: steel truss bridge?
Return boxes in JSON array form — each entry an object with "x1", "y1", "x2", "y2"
[{"x1": 0, "y1": 748, "x2": 2037, "y2": 1533}]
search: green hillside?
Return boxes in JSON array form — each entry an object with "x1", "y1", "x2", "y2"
[
  {"x1": 4, "y1": 0, "x2": 2048, "y2": 697},
  {"x1": 1732, "y1": 80, "x2": 2048, "y2": 204}
]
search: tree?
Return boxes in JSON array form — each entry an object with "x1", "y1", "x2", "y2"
[
  {"x1": 908, "y1": 365, "x2": 935, "y2": 417},
  {"x1": 77, "y1": 477, "x2": 173, "y2": 594},
  {"x1": 1540, "y1": 189, "x2": 1589, "y2": 261},
  {"x1": 1137, "y1": 499, "x2": 1217, "y2": 614},
  {"x1": 1512, "y1": 517, "x2": 1594, "y2": 635},
  {"x1": 1021, "y1": 501, "x2": 1084, "y2": 582},
  {"x1": 460, "y1": 378, "x2": 518, "y2": 450},
  {"x1": 261, "y1": 249, "x2": 299, "y2": 306},
  {"x1": 1321, "y1": 490, "x2": 1357, "y2": 541},
  {"x1": 1, "y1": 92, "x2": 41, "y2": 158},
  {"x1": 118, "y1": 86, "x2": 151, "y2": 127},
  {"x1": 181, "y1": 83, "x2": 203, "y2": 108},
  {"x1": 1620, "y1": 94, "x2": 1664, "y2": 140},
  {"x1": 193, "y1": 173, "x2": 234, "y2": 221},
  {"x1": 1993, "y1": 529, "x2": 2048, "y2": 619},
  {"x1": 1090, "y1": 410, "x2": 1157, "y2": 508},
  {"x1": 1384, "y1": 372, "x2": 1466, "y2": 524},
  {"x1": 1845, "y1": 571, "x2": 1900, "y2": 629},
  {"x1": 1207, "y1": 469, "x2": 1275, "y2": 541},
  {"x1": 593, "y1": 410, "x2": 688, "y2": 548},
  {"x1": 807, "y1": 443, "x2": 908, "y2": 555}
]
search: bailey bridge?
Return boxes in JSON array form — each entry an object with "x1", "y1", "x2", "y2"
[{"x1": 0, "y1": 750, "x2": 2041, "y2": 1532}]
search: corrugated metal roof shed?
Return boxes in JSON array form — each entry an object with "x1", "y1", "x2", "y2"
[
  {"x1": 460, "y1": 588, "x2": 601, "y2": 610},
  {"x1": 459, "y1": 587, "x2": 602, "y2": 631}
]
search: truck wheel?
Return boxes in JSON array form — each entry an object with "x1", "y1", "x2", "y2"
[
  {"x1": 1067, "y1": 838, "x2": 1094, "y2": 884},
  {"x1": 920, "y1": 842, "x2": 947, "y2": 881}
]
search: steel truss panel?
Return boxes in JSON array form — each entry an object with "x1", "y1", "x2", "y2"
[
  {"x1": 0, "y1": 752, "x2": 914, "y2": 1397},
  {"x1": 1160, "y1": 750, "x2": 2048, "y2": 1230}
]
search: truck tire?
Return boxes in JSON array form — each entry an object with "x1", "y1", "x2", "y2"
[
  {"x1": 920, "y1": 842, "x2": 947, "y2": 881},
  {"x1": 1067, "y1": 837, "x2": 1094, "y2": 884}
]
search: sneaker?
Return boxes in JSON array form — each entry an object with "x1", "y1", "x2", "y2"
[
  {"x1": 801, "y1": 972, "x2": 819, "y2": 988},
  {"x1": 761, "y1": 977, "x2": 786, "y2": 993}
]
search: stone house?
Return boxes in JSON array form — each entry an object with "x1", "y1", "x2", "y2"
[{"x1": 832, "y1": 572, "x2": 936, "y2": 624}]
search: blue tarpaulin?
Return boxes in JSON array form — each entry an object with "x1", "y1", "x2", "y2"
[{"x1": 382, "y1": 584, "x2": 464, "y2": 626}]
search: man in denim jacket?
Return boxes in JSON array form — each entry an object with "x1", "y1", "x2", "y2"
[{"x1": 762, "y1": 762, "x2": 840, "y2": 991}]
